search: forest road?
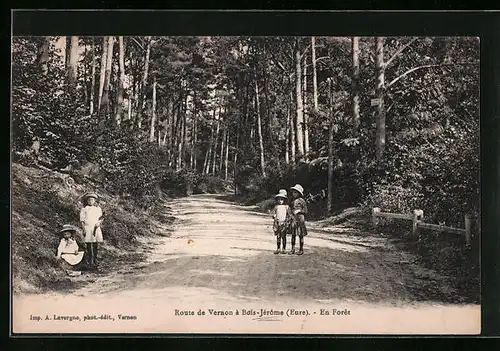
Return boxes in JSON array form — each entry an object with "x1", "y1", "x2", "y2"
[{"x1": 13, "y1": 194, "x2": 480, "y2": 334}]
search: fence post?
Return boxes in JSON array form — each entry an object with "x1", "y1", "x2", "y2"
[
  {"x1": 372, "y1": 207, "x2": 381, "y2": 227},
  {"x1": 464, "y1": 214, "x2": 472, "y2": 247},
  {"x1": 412, "y1": 209, "x2": 424, "y2": 236}
]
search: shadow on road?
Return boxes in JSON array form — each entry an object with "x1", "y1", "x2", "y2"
[{"x1": 88, "y1": 240, "x2": 468, "y2": 305}]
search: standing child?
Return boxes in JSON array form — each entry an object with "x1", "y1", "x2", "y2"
[
  {"x1": 79, "y1": 192, "x2": 104, "y2": 269},
  {"x1": 271, "y1": 189, "x2": 295, "y2": 254},
  {"x1": 289, "y1": 184, "x2": 308, "y2": 255}
]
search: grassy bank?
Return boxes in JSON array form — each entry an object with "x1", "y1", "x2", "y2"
[{"x1": 11, "y1": 163, "x2": 175, "y2": 294}]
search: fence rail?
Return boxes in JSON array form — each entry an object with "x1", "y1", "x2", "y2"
[{"x1": 372, "y1": 207, "x2": 474, "y2": 246}]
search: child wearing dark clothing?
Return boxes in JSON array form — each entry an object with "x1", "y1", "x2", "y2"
[
  {"x1": 289, "y1": 184, "x2": 308, "y2": 255},
  {"x1": 271, "y1": 189, "x2": 295, "y2": 254}
]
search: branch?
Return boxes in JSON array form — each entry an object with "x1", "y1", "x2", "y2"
[
  {"x1": 305, "y1": 56, "x2": 330, "y2": 69},
  {"x1": 386, "y1": 62, "x2": 479, "y2": 89},
  {"x1": 268, "y1": 48, "x2": 288, "y2": 73},
  {"x1": 132, "y1": 37, "x2": 145, "y2": 51},
  {"x1": 299, "y1": 43, "x2": 312, "y2": 60},
  {"x1": 385, "y1": 37, "x2": 418, "y2": 69}
]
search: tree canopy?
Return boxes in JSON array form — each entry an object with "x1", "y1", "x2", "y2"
[{"x1": 12, "y1": 36, "x2": 479, "y2": 225}]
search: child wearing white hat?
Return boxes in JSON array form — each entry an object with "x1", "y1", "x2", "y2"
[
  {"x1": 271, "y1": 189, "x2": 295, "y2": 254},
  {"x1": 289, "y1": 184, "x2": 308, "y2": 255},
  {"x1": 79, "y1": 191, "x2": 104, "y2": 269},
  {"x1": 56, "y1": 224, "x2": 85, "y2": 276}
]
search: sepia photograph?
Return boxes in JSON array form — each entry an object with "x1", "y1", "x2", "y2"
[{"x1": 11, "y1": 34, "x2": 480, "y2": 334}]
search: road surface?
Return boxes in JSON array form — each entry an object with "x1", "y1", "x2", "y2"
[{"x1": 13, "y1": 194, "x2": 480, "y2": 334}]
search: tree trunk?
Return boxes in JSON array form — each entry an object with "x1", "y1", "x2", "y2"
[
  {"x1": 149, "y1": 76, "x2": 157, "y2": 142},
  {"x1": 176, "y1": 105, "x2": 183, "y2": 171},
  {"x1": 137, "y1": 36, "x2": 151, "y2": 129},
  {"x1": 116, "y1": 36, "x2": 125, "y2": 125},
  {"x1": 36, "y1": 36, "x2": 50, "y2": 74},
  {"x1": 97, "y1": 36, "x2": 108, "y2": 115},
  {"x1": 162, "y1": 128, "x2": 168, "y2": 146},
  {"x1": 225, "y1": 128, "x2": 229, "y2": 180},
  {"x1": 67, "y1": 36, "x2": 79, "y2": 88},
  {"x1": 89, "y1": 38, "x2": 96, "y2": 115},
  {"x1": 190, "y1": 96, "x2": 197, "y2": 170},
  {"x1": 65, "y1": 36, "x2": 71, "y2": 69},
  {"x1": 285, "y1": 96, "x2": 290, "y2": 164},
  {"x1": 100, "y1": 36, "x2": 114, "y2": 118},
  {"x1": 219, "y1": 117, "x2": 226, "y2": 173},
  {"x1": 193, "y1": 114, "x2": 198, "y2": 171},
  {"x1": 212, "y1": 112, "x2": 221, "y2": 175},
  {"x1": 167, "y1": 98, "x2": 174, "y2": 165},
  {"x1": 204, "y1": 108, "x2": 216, "y2": 174},
  {"x1": 302, "y1": 50, "x2": 310, "y2": 157},
  {"x1": 295, "y1": 40, "x2": 305, "y2": 158},
  {"x1": 289, "y1": 89, "x2": 296, "y2": 163},
  {"x1": 327, "y1": 78, "x2": 334, "y2": 215},
  {"x1": 233, "y1": 132, "x2": 239, "y2": 181},
  {"x1": 263, "y1": 62, "x2": 274, "y2": 146},
  {"x1": 375, "y1": 37, "x2": 386, "y2": 163},
  {"x1": 167, "y1": 97, "x2": 173, "y2": 165},
  {"x1": 83, "y1": 42, "x2": 89, "y2": 111},
  {"x1": 178, "y1": 91, "x2": 188, "y2": 171},
  {"x1": 133, "y1": 77, "x2": 140, "y2": 126},
  {"x1": 352, "y1": 37, "x2": 360, "y2": 131},
  {"x1": 128, "y1": 93, "x2": 132, "y2": 121},
  {"x1": 311, "y1": 36, "x2": 318, "y2": 111},
  {"x1": 254, "y1": 74, "x2": 266, "y2": 177}
]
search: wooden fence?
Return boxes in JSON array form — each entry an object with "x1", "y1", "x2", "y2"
[{"x1": 372, "y1": 207, "x2": 475, "y2": 246}]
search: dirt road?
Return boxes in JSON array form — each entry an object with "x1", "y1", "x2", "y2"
[{"x1": 13, "y1": 194, "x2": 480, "y2": 334}]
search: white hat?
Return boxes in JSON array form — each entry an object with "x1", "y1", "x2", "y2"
[
  {"x1": 57, "y1": 224, "x2": 80, "y2": 236},
  {"x1": 80, "y1": 191, "x2": 99, "y2": 204},
  {"x1": 290, "y1": 184, "x2": 304, "y2": 196},
  {"x1": 274, "y1": 189, "x2": 287, "y2": 199}
]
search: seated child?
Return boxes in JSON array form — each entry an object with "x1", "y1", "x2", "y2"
[
  {"x1": 271, "y1": 189, "x2": 295, "y2": 254},
  {"x1": 56, "y1": 224, "x2": 85, "y2": 275}
]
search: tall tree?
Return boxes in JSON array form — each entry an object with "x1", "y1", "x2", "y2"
[
  {"x1": 289, "y1": 89, "x2": 296, "y2": 163},
  {"x1": 100, "y1": 36, "x2": 114, "y2": 118},
  {"x1": 89, "y1": 37, "x2": 96, "y2": 115},
  {"x1": 36, "y1": 36, "x2": 50, "y2": 74},
  {"x1": 224, "y1": 128, "x2": 230, "y2": 180},
  {"x1": 294, "y1": 39, "x2": 305, "y2": 158},
  {"x1": 149, "y1": 76, "x2": 157, "y2": 142},
  {"x1": 137, "y1": 36, "x2": 151, "y2": 129},
  {"x1": 254, "y1": 72, "x2": 266, "y2": 177},
  {"x1": 67, "y1": 36, "x2": 79, "y2": 87},
  {"x1": 285, "y1": 95, "x2": 291, "y2": 164},
  {"x1": 302, "y1": 49, "x2": 310, "y2": 157},
  {"x1": 219, "y1": 118, "x2": 226, "y2": 172},
  {"x1": 311, "y1": 36, "x2": 318, "y2": 111},
  {"x1": 65, "y1": 36, "x2": 71, "y2": 69},
  {"x1": 179, "y1": 90, "x2": 188, "y2": 171},
  {"x1": 97, "y1": 36, "x2": 108, "y2": 114},
  {"x1": 375, "y1": 37, "x2": 386, "y2": 163},
  {"x1": 116, "y1": 36, "x2": 126, "y2": 125},
  {"x1": 352, "y1": 37, "x2": 360, "y2": 131},
  {"x1": 211, "y1": 109, "x2": 221, "y2": 175},
  {"x1": 327, "y1": 78, "x2": 334, "y2": 214}
]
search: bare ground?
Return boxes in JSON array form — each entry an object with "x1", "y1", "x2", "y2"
[
  {"x1": 45, "y1": 193, "x2": 471, "y2": 305},
  {"x1": 13, "y1": 193, "x2": 481, "y2": 334}
]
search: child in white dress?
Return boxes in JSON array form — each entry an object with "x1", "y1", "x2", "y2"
[
  {"x1": 271, "y1": 189, "x2": 295, "y2": 254},
  {"x1": 56, "y1": 224, "x2": 84, "y2": 275},
  {"x1": 79, "y1": 192, "x2": 104, "y2": 269}
]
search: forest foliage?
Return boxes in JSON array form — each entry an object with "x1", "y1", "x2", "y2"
[{"x1": 12, "y1": 36, "x2": 479, "y2": 226}]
